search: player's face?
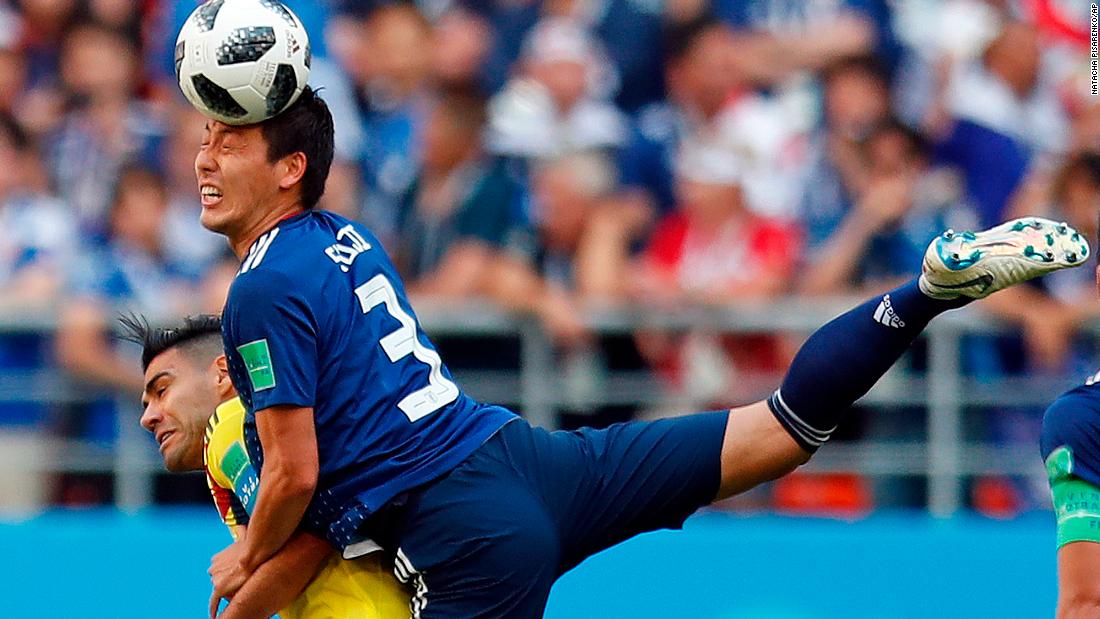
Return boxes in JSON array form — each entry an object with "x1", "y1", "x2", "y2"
[
  {"x1": 195, "y1": 121, "x2": 283, "y2": 239},
  {"x1": 139, "y1": 348, "x2": 222, "y2": 472}
]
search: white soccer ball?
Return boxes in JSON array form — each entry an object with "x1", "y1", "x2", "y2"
[{"x1": 175, "y1": 0, "x2": 311, "y2": 125}]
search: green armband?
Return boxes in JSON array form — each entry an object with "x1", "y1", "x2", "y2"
[{"x1": 1047, "y1": 446, "x2": 1100, "y2": 548}]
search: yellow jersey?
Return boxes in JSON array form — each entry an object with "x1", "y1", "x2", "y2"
[{"x1": 204, "y1": 397, "x2": 410, "y2": 619}]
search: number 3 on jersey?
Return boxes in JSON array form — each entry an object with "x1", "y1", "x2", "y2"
[{"x1": 354, "y1": 274, "x2": 459, "y2": 421}]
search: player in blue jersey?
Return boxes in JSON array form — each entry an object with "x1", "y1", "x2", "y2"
[
  {"x1": 1041, "y1": 370, "x2": 1100, "y2": 617},
  {"x1": 1041, "y1": 258, "x2": 1100, "y2": 617},
  {"x1": 198, "y1": 86, "x2": 1089, "y2": 618}
]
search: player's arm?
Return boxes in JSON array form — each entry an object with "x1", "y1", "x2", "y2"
[
  {"x1": 1042, "y1": 391, "x2": 1100, "y2": 617},
  {"x1": 237, "y1": 404, "x2": 318, "y2": 574},
  {"x1": 218, "y1": 529, "x2": 333, "y2": 619},
  {"x1": 209, "y1": 404, "x2": 318, "y2": 609},
  {"x1": 1057, "y1": 540, "x2": 1100, "y2": 618},
  {"x1": 214, "y1": 270, "x2": 322, "y2": 605}
]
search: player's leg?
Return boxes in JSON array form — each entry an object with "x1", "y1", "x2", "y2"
[
  {"x1": 716, "y1": 217, "x2": 1089, "y2": 498},
  {"x1": 377, "y1": 420, "x2": 561, "y2": 619}
]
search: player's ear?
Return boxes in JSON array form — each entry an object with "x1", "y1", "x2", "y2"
[
  {"x1": 213, "y1": 355, "x2": 234, "y2": 398},
  {"x1": 277, "y1": 151, "x2": 307, "y2": 192}
]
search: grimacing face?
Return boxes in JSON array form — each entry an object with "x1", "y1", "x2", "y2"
[
  {"x1": 194, "y1": 121, "x2": 284, "y2": 239},
  {"x1": 139, "y1": 348, "x2": 226, "y2": 472}
]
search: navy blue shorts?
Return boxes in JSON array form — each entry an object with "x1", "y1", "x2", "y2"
[{"x1": 377, "y1": 409, "x2": 729, "y2": 618}]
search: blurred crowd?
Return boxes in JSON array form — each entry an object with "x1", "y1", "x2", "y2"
[{"x1": 1, "y1": 0, "x2": 1098, "y2": 514}]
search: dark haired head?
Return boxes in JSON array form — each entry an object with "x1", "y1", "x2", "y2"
[
  {"x1": 118, "y1": 313, "x2": 223, "y2": 372},
  {"x1": 260, "y1": 85, "x2": 335, "y2": 209},
  {"x1": 664, "y1": 13, "x2": 725, "y2": 64}
]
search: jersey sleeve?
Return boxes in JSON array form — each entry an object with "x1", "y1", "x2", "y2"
[
  {"x1": 1042, "y1": 385, "x2": 1100, "y2": 548},
  {"x1": 205, "y1": 400, "x2": 257, "y2": 536},
  {"x1": 224, "y1": 268, "x2": 319, "y2": 411},
  {"x1": 206, "y1": 468, "x2": 251, "y2": 536},
  {"x1": 1041, "y1": 386, "x2": 1100, "y2": 489}
]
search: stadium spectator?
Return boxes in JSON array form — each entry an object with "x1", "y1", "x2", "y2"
[
  {"x1": 713, "y1": 0, "x2": 897, "y2": 80},
  {"x1": 617, "y1": 14, "x2": 737, "y2": 217},
  {"x1": 477, "y1": 154, "x2": 597, "y2": 343},
  {"x1": 800, "y1": 119, "x2": 973, "y2": 296},
  {"x1": 632, "y1": 139, "x2": 801, "y2": 406},
  {"x1": 525, "y1": 152, "x2": 618, "y2": 293},
  {"x1": 0, "y1": 115, "x2": 72, "y2": 310},
  {"x1": 587, "y1": 15, "x2": 739, "y2": 300},
  {"x1": 161, "y1": 103, "x2": 225, "y2": 271},
  {"x1": 15, "y1": 0, "x2": 79, "y2": 88},
  {"x1": 797, "y1": 56, "x2": 891, "y2": 288},
  {"x1": 396, "y1": 89, "x2": 527, "y2": 300},
  {"x1": 56, "y1": 164, "x2": 205, "y2": 444},
  {"x1": 492, "y1": 151, "x2": 619, "y2": 336},
  {"x1": 429, "y1": 7, "x2": 494, "y2": 94},
  {"x1": 889, "y1": 0, "x2": 1004, "y2": 129},
  {"x1": 597, "y1": 14, "x2": 808, "y2": 297},
  {"x1": 346, "y1": 3, "x2": 435, "y2": 241},
  {"x1": 46, "y1": 22, "x2": 165, "y2": 235},
  {"x1": 449, "y1": 0, "x2": 539, "y2": 97},
  {"x1": 464, "y1": 0, "x2": 665, "y2": 113},
  {"x1": 79, "y1": 0, "x2": 144, "y2": 46},
  {"x1": 541, "y1": 0, "x2": 666, "y2": 113},
  {"x1": 935, "y1": 21, "x2": 1069, "y2": 227},
  {"x1": 0, "y1": 114, "x2": 73, "y2": 513},
  {"x1": 485, "y1": 17, "x2": 626, "y2": 161},
  {"x1": 0, "y1": 4, "x2": 64, "y2": 138}
]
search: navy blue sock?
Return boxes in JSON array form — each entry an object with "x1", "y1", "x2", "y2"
[{"x1": 769, "y1": 279, "x2": 969, "y2": 452}]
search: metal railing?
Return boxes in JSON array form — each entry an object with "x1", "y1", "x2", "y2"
[{"x1": 0, "y1": 299, "x2": 1087, "y2": 516}]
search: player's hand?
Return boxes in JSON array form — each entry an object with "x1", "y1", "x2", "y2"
[{"x1": 208, "y1": 543, "x2": 253, "y2": 618}]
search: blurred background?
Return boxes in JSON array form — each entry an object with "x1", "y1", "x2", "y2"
[{"x1": 0, "y1": 0, "x2": 1095, "y2": 616}]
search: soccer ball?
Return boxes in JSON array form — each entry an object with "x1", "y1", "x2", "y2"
[{"x1": 175, "y1": 0, "x2": 311, "y2": 125}]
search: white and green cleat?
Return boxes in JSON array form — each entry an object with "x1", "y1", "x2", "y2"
[{"x1": 918, "y1": 217, "x2": 1090, "y2": 300}]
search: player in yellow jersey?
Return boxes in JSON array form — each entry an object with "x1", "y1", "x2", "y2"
[{"x1": 120, "y1": 314, "x2": 410, "y2": 619}]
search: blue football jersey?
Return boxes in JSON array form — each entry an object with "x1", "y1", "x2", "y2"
[
  {"x1": 221, "y1": 210, "x2": 515, "y2": 547},
  {"x1": 1041, "y1": 370, "x2": 1100, "y2": 488}
]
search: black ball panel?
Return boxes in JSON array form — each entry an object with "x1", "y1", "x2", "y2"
[
  {"x1": 192, "y1": 74, "x2": 249, "y2": 119},
  {"x1": 192, "y1": 0, "x2": 225, "y2": 33},
  {"x1": 266, "y1": 64, "x2": 297, "y2": 116},
  {"x1": 216, "y1": 26, "x2": 277, "y2": 66}
]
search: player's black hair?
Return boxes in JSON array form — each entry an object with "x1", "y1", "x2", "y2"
[
  {"x1": 118, "y1": 313, "x2": 223, "y2": 372},
  {"x1": 663, "y1": 13, "x2": 725, "y2": 64},
  {"x1": 260, "y1": 85, "x2": 334, "y2": 209}
]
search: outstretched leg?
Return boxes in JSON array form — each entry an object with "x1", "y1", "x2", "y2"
[{"x1": 715, "y1": 217, "x2": 1090, "y2": 499}]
